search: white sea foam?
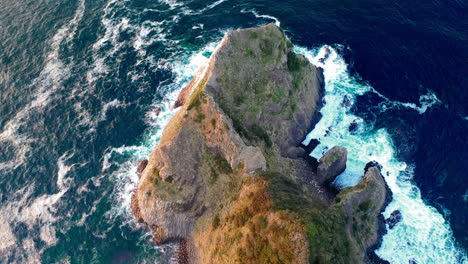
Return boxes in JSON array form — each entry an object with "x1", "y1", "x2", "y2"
[
  {"x1": 0, "y1": 150, "x2": 78, "y2": 262},
  {"x1": 371, "y1": 87, "x2": 442, "y2": 114},
  {"x1": 86, "y1": 0, "x2": 179, "y2": 86},
  {"x1": 98, "y1": 99, "x2": 128, "y2": 122},
  {"x1": 0, "y1": 187, "x2": 67, "y2": 261},
  {"x1": 0, "y1": 0, "x2": 86, "y2": 172},
  {"x1": 296, "y1": 45, "x2": 467, "y2": 263},
  {"x1": 188, "y1": 0, "x2": 228, "y2": 15},
  {"x1": 57, "y1": 152, "x2": 75, "y2": 190},
  {"x1": 105, "y1": 42, "x2": 217, "y2": 226},
  {"x1": 158, "y1": 0, "x2": 184, "y2": 10},
  {"x1": 241, "y1": 9, "x2": 281, "y2": 27},
  {"x1": 87, "y1": 15, "x2": 132, "y2": 84}
]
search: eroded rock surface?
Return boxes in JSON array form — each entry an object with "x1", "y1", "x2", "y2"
[
  {"x1": 317, "y1": 146, "x2": 348, "y2": 185},
  {"x1": 132, "y1": 24, "x2": 388, "y2": 264}
]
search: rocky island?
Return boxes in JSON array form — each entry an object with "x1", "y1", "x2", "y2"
[{"x1": 132, "y1": 24, "x2": 388, "y2": 264}]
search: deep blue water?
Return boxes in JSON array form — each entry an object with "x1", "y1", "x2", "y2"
[{"x1": 0, "y1": 0, "x2": 466, "y2": 263}]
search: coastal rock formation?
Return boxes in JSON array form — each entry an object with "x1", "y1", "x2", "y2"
[
  {"x1": 132, "y1": 24, "x2": 388, "y2": 264},
  {"x1": 137, "y1": 159, "x2": 148, "y2": 177},
  {"x1": 386, "y1": 210, "x2": 402, "y2": 229},
  {"x1": 317, "y1": 146, "x2": 348, "y2": 185},
  {"x1": 335, "y1": 166, "x2": 388, "y2": 263}
]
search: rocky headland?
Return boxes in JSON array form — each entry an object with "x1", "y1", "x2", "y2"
[{"x1": 132, "y1": 24, "x2": 388, "y2": 264}]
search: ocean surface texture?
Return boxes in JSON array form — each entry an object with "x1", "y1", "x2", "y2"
[{"x1": 0, "y1": 0, "x2": 466, "y2": 263}]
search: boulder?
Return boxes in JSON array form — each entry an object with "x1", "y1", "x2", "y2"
[
  {"x1": 385, "y1": 210, "x2": 402, "y2": 229},
  {"x1": 317, "y1": 146, "x2": 347, "y2": 185}
]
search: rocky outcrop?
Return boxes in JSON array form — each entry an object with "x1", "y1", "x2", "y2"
[
  {"x1": 385, "y1": 210, "x2": 402, "y2": 229},
  {"x1": 337, "y1": 166, "x2": 388, "y2": 263},
  {"x1": 137, "y1": 159, "x2": 148, "y2": 178},
  {"x1": 317, "y1": 146, "x2": 348, "y2": 185},
  {"x1": 132, "y1": 24, "x2": 388, "y2": 264}
]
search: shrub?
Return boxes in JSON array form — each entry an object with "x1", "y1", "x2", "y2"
[
  {"x1": 165, "y1": 176, "x2": 173, "y2": 183},
  {"x1": 195, "y1": 113, "x2": 206, "y2": 123},
  {"x1": 212, "y1": 214, "x2": 221, "y2": 229},
  {"x1": 251, "y1": 124, "x2": 272, "y2": 148},
  {"x1": 287, "y1": 52, "x2": 307, "y2": 72},
  {"x1": 358, "y1": 201, "x2": 371, "y2": 212}
]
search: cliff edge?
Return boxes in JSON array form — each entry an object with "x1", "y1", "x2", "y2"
[{"x1": 132, "y1": 24, "x2": 388, "y2": 264}]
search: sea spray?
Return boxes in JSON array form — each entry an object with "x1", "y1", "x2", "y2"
[
  {"x1": 296, "y1": 45, "x2": 466, "y2": 263},
  {"x1": 106, "y1": 42, "x2": 218, "y2": 222}
]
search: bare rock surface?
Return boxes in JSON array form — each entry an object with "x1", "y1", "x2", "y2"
[
  {"x1": 317, "y1": 146, "x2": 348, "y2": 185},
  {"x1": 131, "y1": 24, "x2": 388, "y2": 264}
]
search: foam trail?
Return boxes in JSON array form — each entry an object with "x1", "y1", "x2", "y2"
[
  {"x1": 0, "y1": 153, "x2": 75, "y2": 262},
  {"x1": 0, "y1": 0, "x2": 85, "y2": 171},
  {"x1": 189, "y1": 0, "x2": 228, "y2": 15},
  {"x1": 295, "y1": 45, "x2": 467, "y2": 263},
  {"x1": 86, "y1": 0, "x2": 179, "y2": 85},
  {"x1": 158, "y1": 0, "x2": 184, "y2": 10},
  {"x1": 241, "y1": 9, "x2": 281, "y2": 27},
  {"x1": 57, "y1": 152, "x2": 75, "y2": 190},
  {"x1": 371, "y1": 87, "x2": 441, "y2": 114}
]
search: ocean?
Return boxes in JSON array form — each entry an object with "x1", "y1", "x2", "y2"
[{"x1": 0, "y1": 0, "x2": 466, "y2": 263}]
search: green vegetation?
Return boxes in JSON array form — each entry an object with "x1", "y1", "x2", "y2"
[
  {"x1": 287, "y1": 52, "x2": 305, "y2": 72},
  {"x1": 259, "y1": 37, "x2": 274, "y2": 57},
  {"x1": 150, "y1": 168, "x2": 161, "y2": 186},
  {"x1": 250, "y1": 124, "x2": 272, "y2": 148},
  {"x1": 208, "y1": 168, "x2": 218, "y2": 185},
  {"x1": 324, "y1": 150, "x2": 342, "y2": 163},
  {"x1": 234, "y1": 93, "x2": 246, "y2": 104},
  {"x1": 210, "y1": 154, "x2": 233, "y2": 174},
  {"x1": 212, "y1": 214, "x2": 221, "y2": 229},
  {"x1": 260, "y1": 171, "x2": 310, "y2": 212},
  {"x1": 259, "y1": 170, "x2": 360, "y2": 263},
  {"x1": 249, "y1": 31, "x2": 259, "y2": 39},
  {"x1": 271, "y1": 86, "x2": 286, "y2": 104},
  {"x1": 194, "y1": 113, "x2": 206, "y2": 123},
  {"x1": 359, "y1": 200, "x2": 372, "y2": 212},
  {"x1": 203, "y1": 153, "x2": 233, "y2": 186},
  {"x1": 187, "y1": 78, "x2": 208, "y2": 111},
  {"x1": 165, "y1": 176, "x2": 174, "y2": 183}
]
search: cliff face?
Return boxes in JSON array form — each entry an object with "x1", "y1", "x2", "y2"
[{"x1": 132, "y1": 24, "x2": 387, "y2": 264}]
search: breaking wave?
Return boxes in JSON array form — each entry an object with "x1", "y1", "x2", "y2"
[{"x1": 296, "y1": 45, "x2": 466, "y2": 263}]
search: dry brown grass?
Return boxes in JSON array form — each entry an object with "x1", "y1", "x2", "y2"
[{"x1": 195, "y1": 177, "x2": 308, "y2": 264}]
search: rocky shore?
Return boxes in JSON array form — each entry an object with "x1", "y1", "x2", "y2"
[{"x1": 131, "y1": 24, "x2": 388, "y2": 264}]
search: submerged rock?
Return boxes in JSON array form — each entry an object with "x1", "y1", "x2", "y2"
[
  {"x1": 349, "y1": 119, "x2": 359, "y2": 132},
  {"x1": 317, "y1": 146, "x2": 347, "y2": 185},
  {"x1": 154, "y1": 107, "x2": 162, "y2": 116}
]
